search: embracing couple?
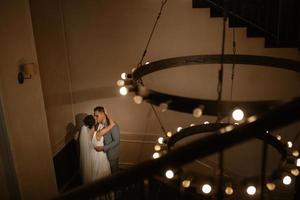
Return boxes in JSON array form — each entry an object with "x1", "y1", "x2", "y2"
[{"x1": 79, "y1": 106, "x2": 120, "y2": 184}]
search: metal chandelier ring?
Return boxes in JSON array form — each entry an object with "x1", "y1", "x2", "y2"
[{"x1": 131, "y1": 54, "x2": 300, "y2": 117}]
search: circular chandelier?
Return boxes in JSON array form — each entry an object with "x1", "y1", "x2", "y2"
[{"x1": 116, "y1": 0, "x2": 300, "y2": 198}]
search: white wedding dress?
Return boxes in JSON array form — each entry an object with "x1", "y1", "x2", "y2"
[
  {"x1": 79, "y1": 126, "x2": 93, "y2": 184},
  {"x1": 91, "y1": 131, "x2": 111, "y2": 181}
]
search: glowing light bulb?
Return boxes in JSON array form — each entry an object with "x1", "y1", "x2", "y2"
[
  {"x1": 292, "y1": 150, "x2": 299, "y2": 157},
  {"x1": 145, "y1": 61, "x2": 150, "y2": 65},
  {"x1": 291, "y1": 169, "x2": 299, "y2": 176},
  {"x1": 121, "y1": 72, "x2": 127, "y2": 80},
  {"x1": 165, "y1": 170, "x2": 174, "y2": 179},
  {"x1": 133, "y1": 95, "x2": 143, "y2": 104},
  {"x1": 276, "y1": 135, "x2": 282, "y2": 141},
  {"x1": 246, "y1": 186, "x2": 256, "y2": 195},
  {"x1": 204, "y1": 121, "x2": 209, "y2": 124},
  {"x1": 287, "y1": 141, "x2": 293, "y2": 148},
  {"x1": 159, "y1": 103, "x2": 168, "y2": 112},
  {"x1": 154, "y1": 145, "x2": 161, "y2": 151},
  {"x1": 177, "y1": 127, "x2": 182, "y2": 132},
  {"x1": 232, "y1": 109, "x2": 244, "y2": 121},
  {"x1": 266, "y1": 182, "x2": 276, "y2": 191},
  {"x1": 190, "y1": 124, "x2": 195, "y2": 127},
  {"x1": 166, "y1": 131, "x2": 172, "y2": 137},
  {"x1": 202, "y1": 184, "x2": 212, "y2": 194},
  {"x1": 131, "y1": 68, "x2": 137, "y2": 73},
  {"x1": 116, "y1": 80, "x2": 125, "y2": 87},
  {"x1": 152, "y1": 152, "x2": 160, "y2": 159},
  {"x1": 158, "y1": 137, "x2": 164, "y2": 144},
  {"x1": 182, "y1": 180, "x2": 191, "y2": 188},
  {"x1": 193, "y1": 107, "x2": 203, "y2": 118},
  {"x1": 119, "y1": 87, "x2": 128, "y2": 95},
  {"x1": 282, "y1": 175, "x2": 292, "y2": 185},
  {"x1": 297, "y1": 158, "x2": 300, "y2": 167},
  {"x1": 225, "y1": 186, "x2": 234, "y2": 195}
]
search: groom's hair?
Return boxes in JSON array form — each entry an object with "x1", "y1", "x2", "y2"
[
  {"x1": 94, "y1": 106, "x2": 105, "y2": 113},
  {"x1": 83, "y1": 115, "x2": 95, "y2": 129},
  {"x1": 93, "y1": 106, "x2": 110, "y2": 125}
]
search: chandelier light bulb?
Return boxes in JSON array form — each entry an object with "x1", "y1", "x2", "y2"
[
  {"x1": 145, "y1": 61, "x2": 150, "y2": 65},
  {"x1": 202, "y1": 184, "x2": 212, "y2": 194},
  {"x1": 276, "y1": 135, "x2": 282, "y2": 141},
  {"x1": 121, "y1": 72, "x2": 127, "y2": 80},
  {"x1": 291, "y1": 168, "x2": 299, "y2": 176},
  {"x1": 133, "y1": 95, "x2": 143, "y2": 104},
  {"x1": 119, "y1": 86, "x2": 128, "y2": 96},
  {"x1": 116, "y1": 79, "x2": 125, "y2": 87},
  {"x1": 154, "y1": 145, "x2": 161, "y2": 151},
  {"x1": 266, "y1": 182, "x2": 276, "y2": 191},
  {"x1": 165, "y1": 170, "x2": 174, "y2": 179},
  {"x1": 204, "y1": 121, "x2": 209, "y2": 124},
  {"x1": 166, "y1": 131, "x2": 172, "y2": 137},
  {"x1": 158, "y1": 137, "x2": 164, "y2": 144},
  {"x1": 131, "y1": 67, "x2": 137, "y2": 73},
  {"x1": 177, "y1": 127, "x2": 182, "y2": 132},
  {"x1": 287, "y1": 141, "x2": 293, "y2": 148},
  {"x1": 246, "y1": 186, "x2": 256, "y2": 196},
  {"x1": 193, "y1": 107, "x2": 203, "y2": 118},
  {"x1": 225, "y1": 186, "x2": 234, "y2": 195},
  {"x1": 152, "y1": 152, "x2": 160, "y2": 159},
  {"x1": 190, "y1": 124, "x2": 195, "y2": 127},
  {"x1": 292, "y1": 150, "x2": 299, "y2": 157},
  {"x1": 297, "y1": 158, "x2": 300, "y2": 167},
  {"x1": 232, "y1": 108, "x2": 244, "y2": 121},
  {"x1": 159, "y1": 102, "x2": 168, "y2": 112},
  {"x1": 282, "y1": 175, "x2": 292, "y2": 185},
  {"x1": 182, "y1": 180, "x2": 191, "y2": 188}
]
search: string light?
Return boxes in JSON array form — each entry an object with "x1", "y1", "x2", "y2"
[
  {"x1": 246, "y1": 185, "x2": 256, "y2": 195},
  {"x1": 225, "y1": 186, "x2": 234, "y2": 195},
  {"x1": 201, "y1": 184, "x2": 212, "y2": 194},
  {"x1": 159, "y1": 103, "x2": 168, "y2": 112},
  {"x1": 266, "y1": 182, "x2": 276, "y2": 191},
  {"x1": 291, "y1": 168, "x2": 299, "y2": 176},
  {"x1": 232, "y1": 108, "x2": 244, "y2": 121},
  {"x1": 121, "y1": 72, "x2": 127, "y2": 80},
  {"x1": 158, "y1": 137, "x2": 164, "y2": 144},
  {"x1": 292, "y1": 150, "x2": 299, "y2": 157},
  {"x1": 282, "y1": 175, "x2": 292, "y2": 185},
  {"x1": 165, "y1": 170, "x2": 174, "y2": 179},
  {"x1": 287, "y1": 141, "x2": 293, "y2": 148},
  {"x1": 177, "y1": 127, "x2": 182, "y2": 132},
  {"x1": 152, "y1": 152, "x2": 160, "y2": 159},
  {"x1": 116, "y1": 80, "x2": 125, "y2": 87},
  {"x1": 119, "y1": 87, "x2": 128, "y2": 95},
  {"x1": 166, "y1": 131, "x2": 172, "y2": 137},
  {"x1": 154, "y1": 145, "x2": 161, "y2": 151},
  {"x1": 133, "y1": 95, "x2": 143, "y2": 104},
  {"x1": 182, "y1": 180, "x2": 191, "y2": 188}
]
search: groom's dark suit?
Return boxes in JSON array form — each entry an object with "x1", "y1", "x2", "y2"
[{"x1": 96, "y1": 123, "x2": 120, "y2": 173}]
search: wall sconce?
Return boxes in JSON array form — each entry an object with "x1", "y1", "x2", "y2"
[{"x1": 18, "y1": 63, "x2": 36, "y2": 84}]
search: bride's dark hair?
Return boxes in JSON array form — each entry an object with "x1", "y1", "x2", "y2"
[{"x1": 83, "y1": 115, "x2": 95, "y2": 129}]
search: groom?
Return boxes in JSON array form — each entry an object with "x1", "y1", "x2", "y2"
[{"x1": 93, "y1": 106, "x2": 120, "y2": 173}]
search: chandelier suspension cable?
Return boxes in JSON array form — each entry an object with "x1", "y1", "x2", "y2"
[
  {"x1": 230, "y1": 27, "x2": 236, "y2": 101},
  {"x1": 136, "y1": 0, "x2": 168, "y2": 134},
  {"x1": 216, "y1": 12, "x2": 227, "y2": 200},
  {"x1": 137, "y1": 0, "x2": 168, "y2": 68}
]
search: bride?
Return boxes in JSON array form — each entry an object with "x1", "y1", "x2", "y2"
[{"x1": 80, "y1": 115, "x2": 115, "y2": 184}]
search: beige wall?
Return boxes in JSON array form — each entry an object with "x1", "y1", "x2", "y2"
[
  {"x1": 0, "y1": 0, "x2": 57, "y2": 199},
  {"x1": 30, "y1": 0, "x2": 75, "y2": 155}
]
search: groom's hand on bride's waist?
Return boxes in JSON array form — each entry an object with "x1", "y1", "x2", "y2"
[{"x1": 94, "y1": 146, "x2": 104, "y2": 152}]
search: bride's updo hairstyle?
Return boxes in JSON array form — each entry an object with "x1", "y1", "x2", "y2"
[{"x1": 83, "y1": 115, "x2": 95, "y2": 129}]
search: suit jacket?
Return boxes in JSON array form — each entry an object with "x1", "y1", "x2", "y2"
[{"x1": 98, "y1": 123, "x2": 120, "y2": 161}]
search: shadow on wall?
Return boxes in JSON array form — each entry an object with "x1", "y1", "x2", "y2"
[
  {"x1": 64, "y1": 113, "x2": 89, "y2": 145},
  {"x1": 72, "y1": 86, "x2": 119, "y2": 104}
]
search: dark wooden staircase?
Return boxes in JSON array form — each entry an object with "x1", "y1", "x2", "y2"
[{"x1": 193, "y1": 0, "x2": 300, "y2": 49}]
